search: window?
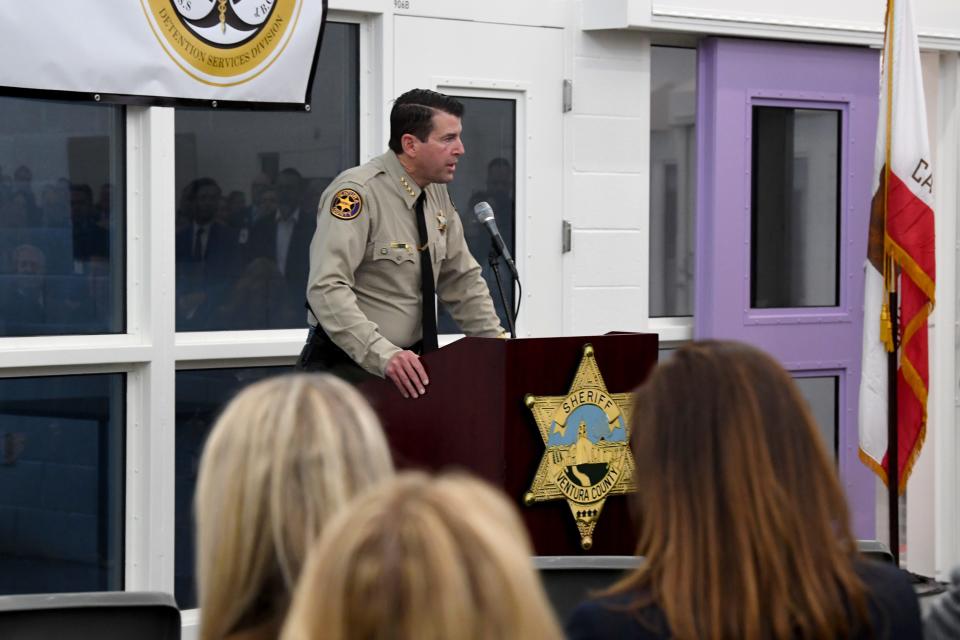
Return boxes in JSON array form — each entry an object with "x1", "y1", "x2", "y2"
[
  {"x1": 751, "y1": 106, "x2": 841, "y2": 309},
  {"x1": 174, "y1": 366, "x2": 288, "y2": 609},
  {"x1": 0, "y1": 15, "x2": 368, "y2": 621},
  {"x1": 440, "y1": 96, "x2": 517, "y2": 333},
  {"x1": 0, "y1": 98, "x2": 125, "y2": 336},
  {"x1": 0, "y1": 374, "x2": 124, "y2": 594},
  {"x1": 649, "y1": 47, "x2": 696, "y2": 318},
  {"x1": 173, "y1": 22, "x2": 360, "y2": 332},
  {"x1": 793, "y1": 375, "x2": 839, "y2": 459}
]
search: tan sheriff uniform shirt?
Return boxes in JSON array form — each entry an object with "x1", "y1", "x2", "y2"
[{"x1": 307, "y1": 151, "x2": 505, "y2": 376}]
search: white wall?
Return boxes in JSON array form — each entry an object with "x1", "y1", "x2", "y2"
[
  {"x1": 905, "y1": 51, "x2": 941, "y2": 576},
  {"x1": 564, "y1": 9, "x2": 652, "y2": 336},
  {"x1": 585, "y1": 0, "x2": 960, "y2": 50}
]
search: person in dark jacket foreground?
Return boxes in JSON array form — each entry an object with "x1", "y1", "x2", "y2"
[{"x1": 567, "y1": 341, "x2": 922, "y2": 640}]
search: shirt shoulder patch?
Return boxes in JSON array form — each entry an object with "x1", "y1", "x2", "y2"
[
  {"x1": 338, "y1": 161, "x2": 383, "y2": 186},
  {"x1": 330, "y1": 188, "x2": 363, "y2": 220}
]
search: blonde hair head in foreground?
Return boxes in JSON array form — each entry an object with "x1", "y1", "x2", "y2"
[
  {"x1": 282, "y1": 472, "x2": 564, "y2": 640},
  {"x1": 195, "y1": 373, "x2": 394, "y2": 640}
]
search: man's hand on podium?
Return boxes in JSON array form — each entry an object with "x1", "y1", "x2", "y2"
[{"x1": 385, "y1": 350, "x2": 429, "y2": 399}]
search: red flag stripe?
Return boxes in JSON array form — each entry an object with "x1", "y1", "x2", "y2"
[
  {"x1": 882, "y1": 171, "x2": 933, "y2": 490},
  {"x1": 897, "y1": 351, "x2": 928, "y2": 491},
  {"x1": 885, "y1": 171, "x2": 936, "y2": 298}
]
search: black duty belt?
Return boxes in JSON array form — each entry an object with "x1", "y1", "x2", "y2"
[{"x1": 305, "y1": 325, "x2": 423, "y2": 361}]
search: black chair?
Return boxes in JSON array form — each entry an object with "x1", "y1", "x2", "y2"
[
  {"x1": 858, "y1": 539, "x2": 896, "y2": 564},
  {"x1": 537, "y1": 555, "x2": 639, "y2": 618},
  {"x1": 0, "y1": 591, "x2": 180, "y2": 640}
]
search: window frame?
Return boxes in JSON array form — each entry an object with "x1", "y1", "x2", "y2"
[
  {"x1": 432, "y1": 85, "x2": 527, "y2": 342},
  {"x1": 0, "y1": 96, "x2": 137, "y2": 595},
  {"x1": 0, "y1": 11, "x2": 372, "y2": 619},
  {"x1": 646, "y1": 40, "x2": 696, "y2": 344},
  {"x1": 166, "y1": 12, "x2": 372, "y2": 615}
]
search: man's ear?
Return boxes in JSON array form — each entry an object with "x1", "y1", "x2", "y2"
[{"x1": 400, "y1": 133, "x2": 419, "y2": 157}]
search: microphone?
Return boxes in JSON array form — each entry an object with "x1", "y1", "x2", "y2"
[{"x1": 473, "y1": 201, "x2": 519, "y2": 280}]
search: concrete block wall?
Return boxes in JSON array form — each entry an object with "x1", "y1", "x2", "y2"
[{"x1": 564, "y1": 9, "x2": 650, "y2": 336}]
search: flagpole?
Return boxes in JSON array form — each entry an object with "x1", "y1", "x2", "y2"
[
  {"x1": 883, "y1": 0, "x2": 899, "y2": 566},
  {"x1": 864, "y1": 0, "x2": 933, "y2": 565},
  {"x1": 887, "y1": 290, "x2": 899, "y2": 565}
]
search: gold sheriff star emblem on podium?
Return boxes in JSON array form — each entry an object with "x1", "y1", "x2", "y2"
[{"x1": 524, "y1": 344, "x2": 636, "y2": 550}]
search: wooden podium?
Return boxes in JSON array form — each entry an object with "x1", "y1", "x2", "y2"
[{"x1": 359, "y1": 333, "x2": 659, "y2": 556}]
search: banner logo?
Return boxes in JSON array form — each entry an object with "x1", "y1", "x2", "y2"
[
  {"x1": 524, "y1": 344, "x2": 636, "y2": 550},
  {"x1": 141, "y1": 0, "x2": 303, "y2": 86}
]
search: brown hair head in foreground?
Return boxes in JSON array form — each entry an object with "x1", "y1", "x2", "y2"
[{"x1": 614, "y1": 340, "x2": 870, "y2": 639}]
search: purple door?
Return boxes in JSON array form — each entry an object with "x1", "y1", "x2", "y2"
[{"x1": 694, "y1": 39, "x2": 879, "y2": 537}]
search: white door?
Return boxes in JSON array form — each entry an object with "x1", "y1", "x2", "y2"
[{"x1": 394, "y1": 16, "x2": 564, "y2": 338}]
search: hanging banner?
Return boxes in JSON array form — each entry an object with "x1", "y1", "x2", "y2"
[{"x1": 0, "y1": 0, "x2": 327, "y2": 109}]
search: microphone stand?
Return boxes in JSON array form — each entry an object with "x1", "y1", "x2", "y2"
[{"x1": 489, "y1": 246, "x2": 516, "y2": 338}]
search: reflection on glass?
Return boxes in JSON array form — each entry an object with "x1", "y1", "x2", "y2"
[
  {"x1": 441, "y1": 97, "x2": 516, "y2": 333},
  {"x1": 0, "y1": 99, "x2": 125, "y2": 336},
  {"x1": 650, "y1": 47, "x2": 696, "y2": 318},
  {"x1": 174, "y1": 366, "x2": 287, "y2": 609},
  {"x1": 0, "y1": 374, "x2": 124, "y2": 594},
  {"x1": 751, "y1": 107, "x2": 840, "y2": 308},
  {"x1": 174, "y1": 22, "x2": 359, "y2": 332},
  {"x1": 794, "y1": 376, "x2": 838, "y2": 460}
]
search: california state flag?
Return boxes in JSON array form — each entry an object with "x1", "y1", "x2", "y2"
[{"x1": 859, "y1": 0, "x2": 935, "y2": 490}]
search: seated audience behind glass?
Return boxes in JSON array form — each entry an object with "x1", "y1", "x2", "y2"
[
  {"x1": 0, "y1": 149, "x2": 122, "y2": 336},
  {"x1": 282, "y1": 472, "x2": 563, "y2": 640},
  {"x1": 195, "y1": 374, "x2": 394, "y2": 640},
  {"x1": 567, "y1": 340, "x2": 922, "y2": 640},
  {"x1": 174, "y1": 169, "x2": 319, "y2": 332}
]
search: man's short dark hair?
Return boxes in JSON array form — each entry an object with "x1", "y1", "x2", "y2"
[
  {"x1": 186, "y1": 177, "x2": 221, "y2": 200},
  {"x1": 70, "y1": 183, "x2": 94, "y2": 201},
  {"x1": 278, "y1": 167, "x2": 303, "y2": 183},
  {"x1": 487, "y1": 157, "x2": 512, "y2": 172},
  {"x1": 388, "y1": 89, "x2": 464, "y2": 154}
]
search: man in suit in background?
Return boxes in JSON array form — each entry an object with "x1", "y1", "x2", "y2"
[
  {"x1": 175, "y1": 177, "x2": 238, "y2": 329},
  {"x1": 248, "y1": 167, "x2": 315, "y2": 314}
]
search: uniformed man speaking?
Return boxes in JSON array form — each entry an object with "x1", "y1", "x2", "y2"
[{"x1": 297, "y1": 89, "x2": 506, "y2": 398}]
